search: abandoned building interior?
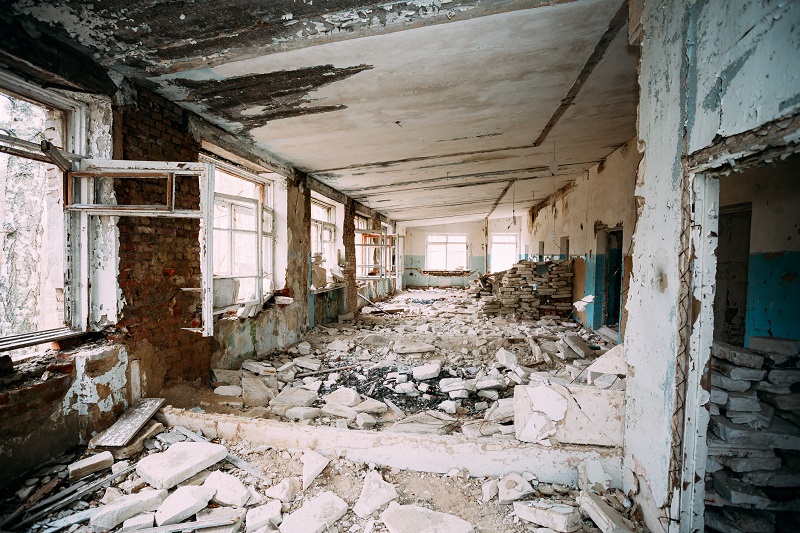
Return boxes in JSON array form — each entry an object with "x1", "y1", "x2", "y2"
[{"x1": 0, "y1": 0, "x2": 798, "y2": 532}]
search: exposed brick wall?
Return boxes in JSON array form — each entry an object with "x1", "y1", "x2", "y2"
[
  {"x1": 343, "y1": 199, "x2": 358, "y2": 314},
  {"x1": 114, "y1": 86, "x2": 210, "y2": 394}
]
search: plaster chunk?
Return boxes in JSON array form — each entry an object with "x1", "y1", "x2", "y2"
[
  {"x1": 264, "y1": 477, "x2": 300, "y2": 503},
  {"x1": 90, "y1": 489, "x2": 168, "y2": 531},
  {"x1": 296, "y1": 341, "x2": 312, "y2": 355},
  {"x1": 354, "y1": 398, "x2": 388, "y2": 414},
  {"x1": 496, "y1": 348, "x2": 518, "y2": 368},
  {"x1": 327, "y1": 339, "x2": 350, "y2": 352},
  {"x1": 215, "y1": 385, "x2": 243, "y2": 397},
  {"x1": 203, "y1": 470, "x2": 250, "y2": 507},
  {"x1": 196, "y1": 506, "x2": 247, "y2": 533},
  {"x1": 393, "y1": 340, "x2": 436, "y2": 354},
  {"x1": 278, "y1": 491, "x2": 347, "y2": 533},
  {"x1": 576, "y1": 491, "x2": 634, "y2": 533},
  {"x1": 284, "y1": 407, "x2": 320, "y2": 421},
  {"x1": 353, "y1": 470, "x2": 398, "y2": 518},
  {"x1": 136, "y1": 442, "x2": 227, "y2": 490},
  {"x1": 293, "y1": 357, "x2": 322, "y2": 371},
  {"x1": 246, "y1": 500, "x2": 283, "y2": 532},
  {"x1": 301, "y1": 449, "x2": 330, "y2": 490},
  {"x1": 481, "y1": 479, "x2": 498, "y2": 502},
  {"x1": 269, "y1": 387, "x2": 318, "y2": 416},
  {"x1": 386, "y1": 411, "x2": 456, "y2": 435},
  {"x1": 321, "y1": 402, "x2": 358, "y2": 420},
  {"x1": 577, "y1": 460, "x2": 612, "y2": 493},
  {"x1": 242, "y1": 377, "x2": 275, "y2": 407},
  {"x1": 68, "y1": 451, "x2": 114, "y2": 481},
  {"x1": 513, "y1": 500, "x2": 582, "y2": 532},
  {"x1": 484, "y1": 398, "x2": 515, "y2": 423},
  {"x1": 120, "y1": 512, "x2": 154, "y2": 531},
  {"x1": 412, "y1": 362, "x2": 442, "y2": 380},
  {"x1": 585, "y1": 345, "x2": 627, "y2": 385},
  {"x1": 323, "y1": 387, "x2": 362, "y2": 406},
  {"x1": 498, "y1": 473, "x2": 534, "y2": 504},
  {"x1": 380, "y1": 502, "x2": 474, "y2": 533},
  {"x1": 155, "y1": 485, "x2": 216, "y2": 526}
]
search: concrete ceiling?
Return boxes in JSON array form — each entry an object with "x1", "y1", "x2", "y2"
[{"x1": 10, "y1": 0, "x2": 639, "y2": 223}]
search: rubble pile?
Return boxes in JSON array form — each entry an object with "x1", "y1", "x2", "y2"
[
  {"x1": 706, "y1": 337, "x2": 800, "y2": 531},
  {"x1": 0, "y1": 422, "x2": 647, "y2": 532},
  {"x1": 472, "y1": 260, "x2": 574, "y2": 319}
]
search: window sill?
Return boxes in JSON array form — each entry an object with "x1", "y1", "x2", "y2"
[
  {"x1": 2, "y1": 327, "x2": 84, "y2": 356},
  {"x1": 310, "y1": 283, "x2": 348, "y2": 295}
]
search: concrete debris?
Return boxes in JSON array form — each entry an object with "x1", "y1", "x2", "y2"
[
  {"x1": 296, "y1": 341, "x2": 312, "y2": 355},
  {"x1": 320, "y1": 402, "x2": 358, "y2": 420},
  {"x1": 354, "y1": 398, "x2": 387, "y2": 414},
  {"x1": 356, "y1": 412, "x2": 377, "y2": 428},
  {"x1": 496, "y1": 348, "x2": 518, "y2": 368},
  {"x1": 136, "y1": 442, "x2": 228, "y2": 489},
  {"x1": 481, "y1": 478, "x2": 499, "y2": 502},
  {"x1": 278, "y1": 490, "x2": 347, "y2": 533},
  {"x1": 747, "y1": 336, "x2": 800, "y2": 356},
  {"x1": 215, "y1": 385, "x2": 244, "y2": 397},
  {"x1": 585, "y1": 345, "x2": 627, "y2": 385},
  {"x1": 514, "y1": 385, "x2": 568, "y2": 443},
  {"x1": 284, "y1": 406, "x2": 320, "y2": 421},
  {"x1": 242, "y1": 377, "x2": 276, "y2": 407},
  {"x1": 264, "y1": 477, "x2": 300, "y2": 502},
  {"x1": 204, "y1": 470, "x2": 251, "y2": 507},
  {"x1": 393, "y1": 340, "x2": 436, "y2": 354},
  {"x1": 246, "y1": 500, "x2": 283, "y2": 532},
  {"x1": 484, "y1": 398, "x2": 515, "y2": 423},
  {"x1": 89, "y1": 489, "x2": 168, "y2": 531},
  {"x1": 327, "y1": 338, "x2": 350, "y2": 352},
  {"x1": 197, "y1": 506, "x2": 247, "y2": 533},
  {"x1": 154, "y1": 485, "x2": 216, "y2": 526},
  {"x1": 576, "y1": 490, "x2": 634, "y2": 533},
  {"x1": 577, "y1": 460, "x2": 612, "y2": 493},
  {"x1": 386, "y1": 411, "x2": 456, "y2": 434},
  {"x1": 323, "y1": 386, "x2": 362, "y2": 406},
  {"x1": 68, "y1": 451, "x2": 114, "y2": 481},
  {"x1": 353, "y1": 470, "x2": 398, "y2": 518},
  {"x1": 241, "y1": 361, "x2": 274, "y2": 376},
  {"x1": 380, "y1": 502, "x2": 474, "y2": 533},
  {"x1": 412, "y1": 361, "x2": 442, "y2": 380},
  {"x1": 269, "y1": 387, "x2": 318, "y2": 416},
  {"x1": 513, "y1": 500, "x2": 582, "y2": 532},
  {"x1": 120, "y1": 512, "x2": 155, "y2": 531},
  {"x1": 293, "y1": 357, "x2": 322, "y2": 371},
  {"x1": 301, "y1": 449, "x2": 330, "y2": 490},
  {"x1": 497, "y1": 473, "x2": 534, "y2": 504}
]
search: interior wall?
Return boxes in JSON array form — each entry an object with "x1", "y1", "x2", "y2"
[
  {"x1": 627, "y1": 1, "x2": 800, "y2": 530},
  {"x1": 718, "y1": 155, "x2": 800, "y2": 344},
  {"x1": 528, "y1": 139, "x2": 640, "y2": 329}
]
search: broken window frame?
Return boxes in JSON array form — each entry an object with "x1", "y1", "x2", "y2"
[
  {"x1": 0, "y1": 74, "x2": 89, "y2": 353},
  {"x1": 66, "y1": 159, "x2": 216, "y2": 337},
  {"x1": 311, "y1": 198, "x2": 336, "y2": 268},
  {"x1": 424, "y1": 233, "x2": 469, "y2": 272},
  {"x1": 202, "y1": 155, "x2": 276, "y2": 315},
  {"x1": 355, "y1": 224, "x2": 397, "y2": 280}
]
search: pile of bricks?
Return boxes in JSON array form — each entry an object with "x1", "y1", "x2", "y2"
[
  {"x1": 705, "y1": 337, "x2": 800, "y2": 530},
  {"x1": 473, "y1": 260, "x2": 574, "y2": 319}
]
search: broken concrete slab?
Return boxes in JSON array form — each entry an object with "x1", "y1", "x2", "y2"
[
  {"x1": 484, "y1": 398, "x2": 515, "y2": 423},
  {"x1": 476, "y1": 377, "x2": 506, "y2": 390},
  {"x1": 712, "y1": 342, "x2": 765, "y2": 369},
  {"x1": 713, "y1": 469, "x2": 772, "y2": 507},
  {"x1": 412, "y1": 362, "x2": 442, "y2": 380},
  {"x1": 712, "y1": 358, "x2": 767, "y2": 382},
  {"x1": 586, "y1": 345, "x2": 627, "y2": 385},
  {"x1": 386, "y1": 411, "x2": 457, "y2": 435},
  {"x1": 380, "y1": 502, "x2": 473, "y2": 533},
  {"x1": 215, "y1": 385, "x2": 243, "y2": 397},
  {"x1": 323, "y1": 387, "x2": 361, "y2": 406},
  {"x1": 482, "y1": 479, "x2": 499, "y2": 502},
  {"x1": 748, "y1": 336, "x2": 800, "y2": 356},
  {"x1": 498, "y1": 473, "x2": 534, "y2": 504},
  {"x1": 321, "y1": 402, "x2": 358, "y2": 421},
  {"x1": 241, "y1": 361, "x2": 274, "y2": 376},
  {"x1": 68, "y1": 451, "x2": 114, "y2": 481},
  {"x1": 278, "y1": 491, "x2": 347, "y2": 533},
  {"x1": 327, "y1": 339, "x2": 350, "y2": 352},
  {"x1": 393, "y1": 340, "x2": 436, "y2": 354},
  {"x1": 204, "y1": 470, "x2": 250, "y2": 507},
  {"x1": 136, "y1": 442, "x2": 228, "y2": 489},
  {"x1": 496, "y1": 348, "x2": 518, "y2": 368},
  {"x1": 353, "y1": 470, "x2": 398, "y2": 518},
  {"x1": 356, "y1": 412, "x2": 377, "y2": 428},
  {"x1": 120, "y1": 512, "x2": 155, "y2": 531},
  {"x1": 264, "y1": 477, "x2": 300, "y2": 503},
  {"x1": 711, "y1": 373, "x2": 752, "y2": 392},
  {"x1": 90, "y1": 489, "x2": 168, "y2": 532},
  {"x1": 284, "y1": 407, "x2": 320, "y2": 421},
  {"x1": 155, "y1": 485, "x2": 216, "y2": 526},
  {"x1": 213, "y1": 369, "x2": 241, "y2": 385},
  {"x1": 302, "y1": 449, "x2": 330, "y2": 490},
  {"x1": 545, "y1": 385, "x2": 624, "y2": 447},
  {"x1": 196, "y1": 506, "x2": 246, "y2": 533},
  {"x1": 242, "y1": 377, "x2": 275, "y2": 407},
  {"x1": 576, "y1": 491, "x2": 633, "y2": 533},
  {"x1": 269, "y1": 387, "x2": 318, "y2": 416},
  {"x1": 710, "y1": 415, "x2": 800, "y2": 450},
  {"x1": 564, "y1": 335, "x2": 594, "y2": 359},
  {"x1": 514, "y1": 385, "x2": 568, "y2": 443},
  {"x1": 293, "y1": 357, "x2": 322, "y2": 371},
  {"x1": 246, "y1": 500, "x2": 283, "y2": 532},
  {"x1": 513, "y1": 500, "x2": 582, "y2": 532}
]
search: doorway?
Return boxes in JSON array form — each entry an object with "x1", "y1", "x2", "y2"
[
  {"x1": 713, "y1": 204, "x2": 752, "y2": 346},
  {"x1": 604, "y1": 230, "x2": 623, "y2": 327}
]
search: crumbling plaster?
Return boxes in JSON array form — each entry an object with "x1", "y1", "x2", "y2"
[{"x1": 626, "y1": 0, "x2": 800, "y2": 530}]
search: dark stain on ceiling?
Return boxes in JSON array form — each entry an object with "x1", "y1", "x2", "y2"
[{"x1": 171, "y1": 64, "x2": 373, "y2": 129}]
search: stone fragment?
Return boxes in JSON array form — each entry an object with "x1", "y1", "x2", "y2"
[
  {"x1": 476, "y1": 377, "x2": 505, "y2": 390},
  {"x1": 386, "y1": 411, "x2": 456, "y2": 435},
  {"x1": 264, "y1": 477, "x2": 300, "y2": 503},
  {"x1": 69, "y1": 451, "x2": 114, "y2": 481},
  {"x1": 576, "y1": 491, "x2": 634, "y2": 533},
  {"x1": 711, "y1": 373, "x2": 751, "y2": 392},
  {"x1": 395, "y1": 382, "x2": 417, "y2": 395},
  {"x1": 713, "y1": 469, "x2": 771, "y2": 507},
  {"x1": 439, "y1": 378, "x2": 473, "y2": 392},
  {"x1": 514, "y1": 385, "x2": 568, "y2": 443},
  {"x1": 354, "y1": 399, "x2": 387, "y2": 416},
  {"x1": 768, "y1": 368, "x2": 800, "y2": 386},
  {"x1": 323, "y1": 387, "x2": 361, "y2": 406},
  {"x1": 717, "y1": 455, "x2": 782, "y2": 473},
  {"x1": 204, "y1": 470, "x2": 250, "y2": 507},
  {"x1": 321, "y1": 402, "x2": 358, "y2": 421},
  {"x1": 293, "y1": 356, "x2": 322, "y2": 371},
  {"x1": 246, "y1": 500, "x2": 283, "y2": 532},
  {"x1": 90, "y1": 489, "x2": 168, "y2": 532},
  {"x1": 155, "y1": 485, "x2": 216, "y2": 526},
  {"x1": 484, "y1": 397, "x2": 515, "y2": 423},
  {"x1": 242, "y1": 361, "x2": 274, "y2": 376},
  {"x1": 498, "y1": 473, "x2": 533, "y2": 504},
  {"x1": 380, "y1": 502, "x2": 473, "y2": 533},
  {"x1": 296, "y1": 341, "x2": 312, "y2": 355},
  {"x1": 393, "y1": 340, "x2": 436, "y2": 354},
  {"x1": 102, "y1": 487, "x2": 124, "y2": 505},
  {"x1": 278, "y1": 491, "x2": 347, "y2": 533},
  {"x1": 136, "y1": 442, "x2": 228, "y2": 490},
  {"x1": 413, "y1": 362, "x2": 442, "y2": 380},
  {"x1": 360, "y1": 334, "x2": 386, "y2": 346},
  {"x1": 710, "y1": 415, "x2": 800, "y2": 450},
  {"x1": 513, "y1": 500, "x2": 582, "y2": 532},
  {"x1": 711, "y1": 358, "x2": 767, "y2": 381},
  {"x1": 269, "y1": 387, "x2": 318, "y2": 416},
  {"x1": 327, "y1": 338, "x2": 350, "y2": 352},
  {"x1": 212, "y1": 369, "x2": 241, "y2": 385},
  {"x1": 481, "y1": 479, "x2": 498, "y2": 502},
  {"x1": 353, "y1": 470, "x2": 398, "y2": 518},
  {"x1": 577, "y1": 460, "x2": 612, "y2": 493},
  {"x1": 496, "y1": 348, "x2": 518, "y2": 368},
  {"x1": 586, "y1": 345, "x2": 627, "y2": 385},
  {"x1": 449, "y1": 390, "x2": 469, "y2": 399},
  {"x1": 356, "y1": 412, "x2": 377, "y2": 428},
  {"x1": 712, "y1": 342, "x2": 764, "y2": 369},
  {"x1": 748, "y1": 336, "x2": 800, "y2": 356},
  {"x1": 215, "y1": 385, "x2": 243, "y2": 397},
  {"x1": 725, "y1": 391, "x2": 760, "y2": 412},
  {"x1": 477, "y1": 389, "x2": 499, "y2": 401},
  {"x1": 120, "y1": 512, "x2": 154, "y2": 531},
  {"x1": 196, "y1": 506, "x2": 247, "y2": 533},
  {"x1": 242, "y1": 377, "x2": 275, "y2": 407},
  {"x1": 284, "y1": 407, "x2": 320, "y2": 421},
  {"x1": 438, "y1": 400, "x2": 460, "y2": 414},
  {"x1": 301, "y1": 450, "x2": 330, "y2": 490},
  {"x1": 710, "y1": 387, "x2": 728, "y2": 405}
]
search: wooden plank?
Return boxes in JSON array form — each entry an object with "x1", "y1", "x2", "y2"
[{"x1": 89, "y1": 398, "x2": 165, "y2": 448}]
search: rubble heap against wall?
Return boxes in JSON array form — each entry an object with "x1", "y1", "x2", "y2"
[
  {"x1": 471, "y1": 260, "x2": 574, "y2": 319},
  {"x1": 705, "y1": 337, "x2": 800, "y2": 531}
]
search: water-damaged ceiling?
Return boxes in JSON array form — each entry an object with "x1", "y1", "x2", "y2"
[{"x1": 9, "y1": 0, "x2": 638, "y2": 223}]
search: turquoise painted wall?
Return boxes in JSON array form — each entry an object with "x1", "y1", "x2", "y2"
[
  {"x1": 582, "y1": 254, "x2": 605, "y2": 329},
  {"x1": 745, "y1": 252, "x2": 800, "y2": 344},
  {"x1": 404, "y1": 254, "x2": 485, "y2": 287}
]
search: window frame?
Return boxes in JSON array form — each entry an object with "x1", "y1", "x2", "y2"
[
  {"x1": 424, "y1": 233, "x2": 469, "y2": 272},
  {"x1": 310, "y1": 198, "x2": 336, "y2": 268},
  {"x1": 355, "y1": 221, "x2": 397, "y2": 280},
  {"x1": 489, "y1": 233, "x2": 519, "y2": 272},
  {"x1": 0, "y1": 74, "x2": 89, "y2": 353},
  {"x1": 203, "y1": 155, "x2": 276, "y2": 315}
]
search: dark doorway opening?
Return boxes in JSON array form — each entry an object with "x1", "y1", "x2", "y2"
[
  {"x1": 604, "y1": 230, "x2": 623, "y2": 327},
  {"x1": 713, "y1": 203, "x2": 752, "y2": 346}
]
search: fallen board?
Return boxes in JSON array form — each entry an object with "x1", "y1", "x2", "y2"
[{"x1": 89, "y1": 398, "x2": 165, "y2": 447}]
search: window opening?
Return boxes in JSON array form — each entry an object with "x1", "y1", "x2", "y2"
[
  {"x1": 425, "y1": 234, "x2": 468, "y2": 271},
  {"x1": 355, "y1": 222, "x2": 397, "y2": 280},
  {"x1": 490, "y1": 234, "x2": 518, "y2": 272},
  {"x1": 311, "y1": 199, "x2": 336, "y2": 274}
]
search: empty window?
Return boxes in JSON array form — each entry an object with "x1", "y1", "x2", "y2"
[
  {"x1": 209, "y1": 160, "x2": 275, "y2": 312},
  {"x1": 560, "y1": 236, "x2": 570, "y2": 258},
  {"x1": 356, "y1": 221, "x2": 396, "y2": 279},
  {"x1": 311, "y1": 199, "x2": 336, "y2": 269},
  {"x1": 426, "y1": 234, "x2": 468, "y2": 271},
  {"x1": 490, "y1": 234, "x2": 518, "y2": 272}
]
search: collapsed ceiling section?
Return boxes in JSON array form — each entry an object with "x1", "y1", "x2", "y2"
[{"x1": 10, "y1": 0, "x2": 639, "y2": 223}]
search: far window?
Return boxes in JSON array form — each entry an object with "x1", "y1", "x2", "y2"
[
  {"x1": 311, "y1": 199, "x2": 336, "y2": 269},
  {"x1": 210, "y1": 160, "x2": 274, "y2": 312},
  {"x1": 426, "y1": 234, "x2": 468, "y2": 271},
  {"x1": 490, "y1": 234, "x2": 518, "y2": 272}
]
